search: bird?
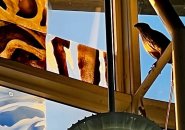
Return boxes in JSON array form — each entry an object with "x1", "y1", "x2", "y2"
[{"x1": 134, "y1": 23, "x2": 172, "y2": 67}]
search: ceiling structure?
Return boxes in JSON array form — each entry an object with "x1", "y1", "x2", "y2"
[{"x1": 49, "y1": 0, "x2": 185, "y2": 16}]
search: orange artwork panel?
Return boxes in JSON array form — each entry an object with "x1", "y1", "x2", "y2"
[{"x1": 0, "y1": 0, "x2": 47, "y2": 69}]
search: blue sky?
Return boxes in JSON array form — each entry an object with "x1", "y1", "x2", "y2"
[
  {"x1": 139, "y1": 15, "x2": 172, "y2": 101},
  {"x1": 139, "y1": 15, "x2": 185, "y2": 102},
  {"x1": 48, "y1": 10, "x2": 106, "y2": 50}
]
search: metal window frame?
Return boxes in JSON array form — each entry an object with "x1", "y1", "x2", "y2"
[{"x1": 0, "y1": 0, "x2": 176, "y2": 129}]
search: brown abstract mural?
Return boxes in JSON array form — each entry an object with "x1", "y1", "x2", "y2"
[
  {"x1": 0, "y1": 0, "x2": 46, "y2": 69},
  {"x1": 47, "y1": 36, "x2": 108, "y2": 87}
]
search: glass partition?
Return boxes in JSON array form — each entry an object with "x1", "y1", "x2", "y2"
[
  {"x1": 0, "y1": 0, "x2": 107, "y2": 87},
  {"x1": 0, "y1": 85, "x2": 93, "y2": 130},
  {"x1": 47, "y1": 9, "x2": 107, "y2": 87},
  {"x1": 0, "y1": 1, "x2": 106, "y2": 130},
  {"x1": 138, "y1": 0, "x2": 185, "y2": 102},
  {"x1": 0, "y1": 86, "x2": 46, "y2": 129}
]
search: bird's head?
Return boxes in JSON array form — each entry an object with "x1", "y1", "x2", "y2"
[{"x1": 134, "y1": 23, "x2": 151, "y2": 32}]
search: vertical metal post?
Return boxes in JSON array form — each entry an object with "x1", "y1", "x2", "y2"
[
  {"x1": 149, "y1": 0, "x2": 184, "y2": 35},
  {"x1": 149, "y1": 0, "x2": 185, "y2": 129},
  {"x1": 104, "y1": 0, "x2": 116, "y2": 112},
  {"x1": 172, "y1": 28, "x2": 185, "y2": 130}
]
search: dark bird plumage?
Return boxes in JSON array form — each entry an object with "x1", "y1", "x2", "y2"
[{"x1": 134, "y1": 23, "x2": 171, "y2": 64}]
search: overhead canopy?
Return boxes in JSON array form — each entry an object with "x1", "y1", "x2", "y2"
[{"x1": 49, "y1": 0, "x2": 185, "y2": 16}]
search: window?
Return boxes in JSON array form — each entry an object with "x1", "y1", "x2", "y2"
[
  {"x1": 137, "y1": 1, "x2": 185, "y2": 129},
  {"x1": 47, "y1": 9, "x2": 107, "y2": 87},
  {"x1": 0, "y1": 85, "x2": 93, "y2": 130},
  {"x1": 138, "y1": 0, "x2": 185, "y2": 102},
  {"x1": 0, "y1": 0, "x2": 151, "y2": 129}
]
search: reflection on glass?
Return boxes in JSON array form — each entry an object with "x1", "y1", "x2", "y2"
[
  {"x1": 0, "y1": 86, "x2": 46, "y2": 130},
  {"x1": 0, "y1": 1, "x2": 108, "y2": 129},
  {"x1": 0, "y1": 0, "x2": 107, "y2": 87},
  {"x1": 47, "y1": 8, "x2": 107, "y2": 87},
  {"x1": 0, "y1": 86, "x2": 93, "y2": 130},
  {"x1": 46, "y1": 100, "x2": 93, "y2": 130}
]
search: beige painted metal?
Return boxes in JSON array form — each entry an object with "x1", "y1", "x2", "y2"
[
  {"x1": 49, "y1": 0, "x2": 185, "y2": 16},
  {"x1": 138, "y1": 0, "x2": 185, "y2": 16},
  {"x1": 149, "y1": 0, "x2": 185, "y2": 129},
  {"x1": 127, "y1": 0, "x2": 141, "y2": 94},
  {"x1": 133, "y1": 42, "x2": 172, "y2": 113},
  {"x1": 0, "y1": 58, "x2": 130, "y2": 113},
  {"x1": 112, "y1": 0, "x2": 141, "y2": 94},
  {"x1": 173, "y1": 28, "x2": 185, "y2": 130},
  {"x1": 49, "y1": 0, "x2": 104, "y2": 11},
  {"x1": 143, "y1": 98, "x2": 175, "y2": 129},
  {"x1": 112, "y1": 0, "x2": 125, "y2": 93},
  {"x1": 0, "y1": 58, "x2": 176, "y2": 128},
  {"x1": 149, "y1": 0, "x2": 184, "y2": 35}
]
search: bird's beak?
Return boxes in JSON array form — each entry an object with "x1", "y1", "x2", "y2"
[{"x1": 134, "y1": 23, "x2": 139, "y2": 28}]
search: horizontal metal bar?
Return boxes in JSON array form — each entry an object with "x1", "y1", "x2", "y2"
[
  {"x1": 0, "y1": 58, "x2": 175, "y2": 128},
  {"x1": 49, "y1": 0, "x2": 185, "y2": 16},
  {"x1": 0, "y1": 57, "x2": 130, "y2": 113}
]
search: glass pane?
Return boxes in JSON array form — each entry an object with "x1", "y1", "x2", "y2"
[
  {"x1": 0, "y1": 1, "x2": 106, "y2": 129},
  {"x1": 47, "y1": 2, "x2": 107, "y2": 87},
  {"x1": 46, "y1": 100, "x2": 92, "y2": 130},
  {"x1": 0, "y1": 0, "x2": 107, "y2": 87},
  {"x1": 0, "y1": 86, "x2": 93, "y2": 130},
  {"x1": 137, "y1": 1, "x2": 185, "y2": 102},
  {"x1": 0, "y1": 86, "x2": 46, "y2": 129},
  {"x1": 138, "y1": 15, "x2": 172, "y2": 102}
]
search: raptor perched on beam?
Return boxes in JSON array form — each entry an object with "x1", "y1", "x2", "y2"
[{"x1": 134, "y1": 22, "x2": 172, "y2": 65}]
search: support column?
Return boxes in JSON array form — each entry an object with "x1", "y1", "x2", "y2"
[
  {"x1": 172, "y1": 28, "x2": 185, "y2": 130},
  {"x1": 149, "y1": 0, "x2": 185, "y2": 129}
]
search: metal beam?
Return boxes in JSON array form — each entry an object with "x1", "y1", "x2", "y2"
[
  {"x1": 138, "y1": 0, "x2": 185, "y2": 16},
  {"x1": 49, "y1": 0, "x2": 185, "y2": 16},
  {"x1": 143, "y1": 98, "x2": 175, "y2": 129},
  {"x1": 49, "y1": 0, "x2": 104, "y2": 12},
  {"x1": 112, "y1": 0, "x2": 141, "y2": 94},
  {"x1": 149, "y1": 0, "x2": 185, "y2": 129},
  {"x1": 173, "y1": 28, "x2": 185, "y2": 130},
  {"x1": 0, "y1": 58, "x2": 176, "y2": 129},
  {"x1": 133, "y1": 42, "x2": 172, "y2": 113},
  {"x1": 0, "y1": 58, "x2": 130, "y2": 113}
]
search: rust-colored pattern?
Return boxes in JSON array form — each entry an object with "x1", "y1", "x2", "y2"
[
  {"x1": 51, "y1": 37, "x2": 69, "y2": 76},
  {"x1": 78, "y1": 44, "x2": 100, "y2": 85},
  {"x1": 48, "y1": 36, "x2": 107, "y2": 87},
  {"x1": 0, "y1": 0, "x2": 47, "y2": 32},
  {"x1": 0, "y1": 0, "x2": 46, "y2": 69}
]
